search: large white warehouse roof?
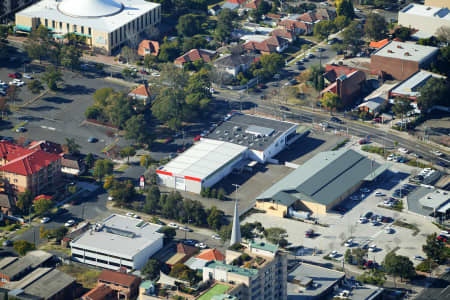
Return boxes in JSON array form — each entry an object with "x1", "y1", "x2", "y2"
[
  {"x1": 16, "y1": 0, "x2": 160, "y2": 32},
  {"x1": 157, "y1": 138, "x2": 247, "y2": 181}
]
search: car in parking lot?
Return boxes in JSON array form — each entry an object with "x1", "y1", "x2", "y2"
[
  {"x1": 8, "y1": 73, "x2": 21, "y2": 79},
  {"x1": 329, "y1": 250, "x2": 338, "y2": 258},
  {"x1": 41, "y1": 217, "x2": 50, "y2": 224},
  {"x1": 375, "y1": 191, "x2": 384, "y2": 197},
  {"x1": 2, "y1": 240, "x2": 12, "y2": 247},
  {"x1": 15, "y1": 127, "x2": 26, "y2": 133},
  {"x1": 344, "y1": 239, "x2": 353, "y2": 247},
  {"x1": 385, "y1": 227, "x2": 393, "y2": 234},
  {"x1": 23, "y1": 73, "x2": 33, "y2": 79},
  {"x1": 368, "y1": 245, "x2": 377, "y2": 252},
  {"x1": 360, "y1": 187, "x2": 370, "y2": 193},
  {"x1": 414, "y1": 255, "x2": 425, "y2": 261},
  {"x1": 398, "y1": 147, "x2": 408, "y2": 154},
  {"x1": 87, "y1": 137, "x2": 98, "y2": 143},
  {"x1": 364, "y1": 211, "x2": 373, "y2": 219},
  {"x1": 305, "y1": 229, "x2": 314, "y2": 238},
  {"x1": 211, "y1": 234, "x2": 221, "y2": 240},
  {"x1": 432, "y1": 150, "x2": 444, "y2": 157},
  {"x1": 179, "y1": 226, "x2": 192, "y2": 232},
  {"x1": 364, "y1": 260, "x2": 375, "y2": 269},
  {"x1": 307, "y1": 53, "x2": 315, "y2": 59},
  {"x1": 319, "y1": 122, "x2": 329, "y2": 128},
  {"x1": 359, "y1": 138, "x2": 369, "y2": 145},
  {"x1": 195, "y1": 242, "x2": 207, "y2": 249},
  {"x1": 183, "y1": 239, "x2": 197, "y2": 246},
  {"x1": 280, "y1": 106, "x2": 290, "y2": 111},
  {"x1": 359, "y1": 217, "x2": 368, "y2": 224}
]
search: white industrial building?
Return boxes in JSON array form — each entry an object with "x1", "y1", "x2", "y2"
[
  {"x1": 157, "y1": 113, "x2": 300, "y2": 194},
  {"x1": 157, "y1": 139, "x2": 247, "y2": 194},
  {"x1": 398, "y1": 4, "x2": 450, "y2": 38},
  {"x1": 70, "y1": 214, "x2": 163, "y2": 270}
]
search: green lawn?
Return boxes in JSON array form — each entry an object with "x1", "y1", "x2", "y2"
[{"x1": 198, "y1": 284, "x2": 230, "y2": 300}]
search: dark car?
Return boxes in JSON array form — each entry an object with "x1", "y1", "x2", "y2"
[
  {"x1": 88, "y1": 137, "x2": 98, "y2": 143},
  {"x1": 364, "y1": 211, "x2": 373, "y2": 219},
  {"x1": 280, "y1": 106, "x2": 290, "y2": 111},
  {"x1": 296, "y1": 60, "x2": 303, "y2": 65},
  {"x1": 437, "y1": 161, "x2": 447, "y2": 167},
  {"x1": 330, "y1": 117, "x2": 344, "y2": 124},
  {"x1": 297, "y1": 65, "x2": 305, "y2": 70}
]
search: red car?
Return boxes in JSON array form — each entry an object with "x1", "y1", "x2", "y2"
[
  {"x1": 305, "y1": 229, "x2": 314, "y2": 238},
  {"x1": 364, "y1": 260, "x2": 375, "y2": 269},
  {"x1": 8, "y1": 73, "x2": 18, "y2": 78},
  {"x1": 193, "y1": 135, "x2": 201, "y2": 141},
  {"x1": 139, "y1": 70, "x2": 148, "y2": 75},
  {"x1": 437, "y1": 235, "x2": 448, "y2": 243},
  {"x1": 359, "y1": 139, "x2": 369, "y2": 145},
  {"x1": 373, "y1": 117, "x2": 382, "y2": 123}
]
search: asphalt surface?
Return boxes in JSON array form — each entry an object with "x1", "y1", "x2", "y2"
[{"x1": 415, "y1": 271, "x2": 450, "y2": 300}]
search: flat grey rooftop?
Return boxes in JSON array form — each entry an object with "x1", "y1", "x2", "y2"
[
  {"x1": 287, "y1": 263, "x2": 344, "y2": 299},
  {"x1": 257, "y1": 149, "x2": 387, "y2": 207},
  {"x1": 407, "y1": 186, "x2": 434, "y2": 217},
  {"x1": 71, "y1": 214, "x2": 163, "y2": 259},
  {"x1": 373, "y1": 41, "x2": 438, "y2": 63},
  {"x1": 206, "y1": 113, "x2": 296, "y2": 151},
  {"x1": 391, "y1": 70, "x2": 446, "y2": 98}
]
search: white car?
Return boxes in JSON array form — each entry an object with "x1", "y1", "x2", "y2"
[
  {"x1": 179, "y1": 226, "x2": 191, "y2": 232},
  {"x1": 107, "y1": 196, "x2": 113, "y2": 201},
  {"x1": 41, "y1": 217, "x2": 50, "y2": 224},
  {"x1": 168, "y1": 223, "x2": 178, "y2": 229},
  {"x1": 23, "y1": 73, "x2": 33, "y2": 79},
  {"x1": 195, "y1": 242, "x2": 207, "y2": 249},
  {"x1": 151, "y1": 72, "x2": 160, "y2": 77},
  {"x1": 432, "y1": 150, "x2": 443, "y2": 157},
  {"x1": 375, "y1": 191, "x2": 384, "y2": 197},
  {"x1": 319, "y1": 122, "x2": 329, "y2": 128},
  {"x1": 126, "y1": 212, "x2": 135, "y2": 217},
  {"x1": 344, "y1": 239, "x2": 353, "y2": 247},
  {"x1": 64, "y1": 219, "x2": 75, "y2": 227},
  {"x1": 398, "y1": 147, "x2": 408, "y2": 154},
  {"x1": 385, "y1": 227, "x2": 393, "y2": 234},
  {"x1": 211, "y1": 234, "x2": 221, "y2": 240},
  {"x1": 368, "y1": 245, "x2": 376, "y2": 252},
  {"x1": 359, "y1": 217, "x2": 368, "y2": 224},
  {"x1": 329, "y1": 250, "x2": 338, "y2": 258},
  {"x1": 387, "y1": 154, "x2": 396, "y2": 161}
]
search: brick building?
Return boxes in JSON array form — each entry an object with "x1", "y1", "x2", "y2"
[
  {"x1": 320, "y1": 70, "x2": 366, "y2": 107},
  {"x1": 0, "y1": 141, "x2": 61, "y2": 196},
  {"x1": 370, "y1": 41, "x2": 439, "y2": 80},
  {"x1": 97, "y1": 270, "x2": 141, "y2": 300}
]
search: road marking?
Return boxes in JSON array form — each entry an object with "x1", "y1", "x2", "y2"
[{"x1": 40, "y1": 125, "x2": 56, "y2": 131}]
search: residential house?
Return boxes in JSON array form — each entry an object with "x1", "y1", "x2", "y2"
[
  {"x1": 297, "y1": 11, "x2": 318, "y2": 23},
  {"x1": 82, "y1": 284, "x2": 115, "y2": 300},
  {"x1": 174, "y1": 48, "x2": 216, "y2": 67},
  {"x1": 128, "y1": 84, "x2": 152, "y2": 105},
  {"x1": 137, "y1": 40, "x2": 160, "y2": 57},
  {"x1": 245, "y1": 0, "x2": 261, "y2": 9},
  {"x1": 278, "y1": 19, "x2": 313, "y2": 35},
  {"x1": 358, "y1": 83, "x2": 396, "y2": 115},
  {"x1": 0, "y1": 141, "x2": 62, "y2": 196},
  {"x1": 214, "y1": 54, "x2": 256, "y2": 76},
  {"x1": 243, "y1": 35, "x2": 289, "y2": 54},
  {"x1": 323, "y1": 64, "x2": 357, "y2": 84},
  {"x1": 165, "y1": 242, "x2": 198, "y2": 266},
  {"x1": 209, "y1": 4, "x2": 222, "y2": 16},
  {"x1": 314, "y1": 8, "x2": 336, "y2": 20},
  {"x1": 320, "y1": 70, "x2": 366, "y2": 107},
  {"x1": 196, "y1": 248, "x2": 225, "y2": 262},
  {"x1": 61, "y1": 154, "x2": 85, "y2": 176},
  {"x1": 370, "y1": 41, "x2": 439, "y2": 80},
  {"x1": 97, "y1": 270, "x2": 141, "y2": 300},
  {"x1": 271, "y1": 28, "x2": 296, "y2": 42},
  {"x1": 264, "y1": 13, "x2": 282, "y2": 26}
]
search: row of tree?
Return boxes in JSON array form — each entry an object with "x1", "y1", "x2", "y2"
[{"x1": 143, "y1": 186, "x2": 226, "y2": 230}]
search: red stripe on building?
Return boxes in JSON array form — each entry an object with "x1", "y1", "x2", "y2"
[
  {"x1": 156, "y1": 170, "x2": 173, "y2": 176},
  {"x1": 184, "y1": 176, "x2": 201, "y2": 182}
]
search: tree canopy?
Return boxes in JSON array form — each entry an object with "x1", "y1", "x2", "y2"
[
  {"x1": 214, "y1": 9, "x2": 236, "y2": 43},
  {"x1": 341, "y1": 20, "x2": 364, "y2": 55},
  {"x1": 383, "y1": 252, "x2": 415, "y2": 282},
  {"x1": 364, "y1": 13, "x2": 387, "y2": 41},
  {"x1": 321, "y1": 92, "x2": 341, "y2": 112},
  {"x1": 336, "y1": 0, "x2": 354, "y2": 19},
  {"x1": 423, "y1": 233, "x2": 446, "y2": 263},
  {"x1": 92, "y1": 159, "x2": 114, "y2": 181},
  {"x1": 176, "y1": 14, "x2": 205, "y2": 37},
  {"x1": 417, "y1": 78, "x2": 449, "y2": 113},
  {"x1": 13, "y1": 240, "x2": 35, "y2": 256}
]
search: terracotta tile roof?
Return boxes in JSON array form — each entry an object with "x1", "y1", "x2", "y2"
[
  {"x1": 0, "y1": 142, "x2": 60, "y2": 176},
  {"x1": 324, "y1": 64, "x2": 357, "y2": 82},
  {"x1": 28, "y1": 140, "x2": 63, "y2": 154},
  {"x1": 297, "y1": 12, "x2": 317, "y2": 23},
  {"x1": 34, "y1": 194, "x2": 52, "y2": 202},
  {"x1": 271, "y1": 28, "x2": 294, "y2": 40},
  {"x1": 245, "y1": 0, "x2": 261, "y2": 9},
  {"x1": 81, "y1": 284, "x2": 114, "y2": 300},
  {"x1": 266, "y1": 13, "x2": 282, "y2": 19},
  {"x1": 243, "y1": 36, "x2": 283, "y2": 53},
  {"x1": 314, "y1": 8, "x2": 336, "y2": 20},
  {"x1": 196, "y1": 248, "x2": 225, "y2": 261},
  {"x1": 227, "y1": 0, "x2": 246, "y2": 4},
  {"x1": 98, "y1": 270, "x2": 139, "y2": 288},
  {"x1": 174, "y1": 49, "x2": 216, "y2": 66},
  {"x1": 369, "y1": 39, "x2": 390, "y2": 49},
  {"x1": 0, "y1": 141, "x2": 34, "y2": 161},
  {"x1": 278, "y1": 19, "x2": 312, "y2": 33},
  {"x1": 129, "y1": 85, "x2": 150, "y2": 98},
  {"x1": 176, "y1": 243, "x2": 198, "y2": 255},
  {"x1": 138, "y1": 40, "x2": 160, "y2": 56}
]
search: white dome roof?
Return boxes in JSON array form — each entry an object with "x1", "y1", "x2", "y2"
[{"x1": 58, "y1": 0, "x2": 124, "y2": 18}]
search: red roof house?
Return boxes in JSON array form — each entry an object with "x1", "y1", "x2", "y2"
[
  {"x1": 196, "y1": 248, "x2": 225, "y2": 261},
  {"x1": 98, "y1": 270, "x2": 141, "y2": 300},
  {"x1": 297, "y1": 11, "x2": 317, "y2": 23},
  {"x1": 323, "y1": 64, "x2": 357, "y2": 83},
  {"x1": 173, "y1": 49, "x2": 216, "y2": 67},
  {"x1": 245, "y1": 0, "x2": 261, "y2": 9},
  {"x1": 278, "y1": 19, "x2": 313, "y2": 35},
  {"x1": 271, "y1": 28, "x2": 296, "y2": 42},
  {"x1": 81, "y1": 284, "x2": 115, "y2": 300},
  {"x1": 243, "y1": 35, "x2": 289, "y2": 54},
  {"x1": 137, "y1": 40, "x2": 160, "y2": 57},
  {"x1": 128, "y1": 84, "x2": 152, "y2": 104}
]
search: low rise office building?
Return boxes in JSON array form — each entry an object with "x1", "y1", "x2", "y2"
[
  {"x1": 398, "y1": 4, "x2": 450, "y2": 38},
  {"x1": 70, "y1": 214, "x2": 164, "y2": 270}
]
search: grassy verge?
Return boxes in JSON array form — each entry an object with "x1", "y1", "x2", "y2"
[
  {"x1": 11, "y1": 121, "x2": 28, "y2": 132},
  {"x1": 406, "y1": 160, "x2": 432, "y2": 169},
  {"x1": 393, "y1": 220, "x2": 420, "y2": 236},
  {"x1": 332, "y1": 138, "x2": 349, "y2": 151},
  {"x1": 40, "y1": 242, "x2": 71, "y2": 256},
  {"x1": 58, "y1": 264, "x2": 101, "y2": 289},
  {"x1": 115, "y1": 164, "x2": 129, "y2": 172}
]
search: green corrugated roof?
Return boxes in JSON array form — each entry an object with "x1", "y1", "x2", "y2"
[
  {"x1": 257, "y1": 149, "x2": 389, "y2": 206},
  {"x1": 205, "y1": 261, "x2": 258, "y2": 277},
  {"x1": 250, "y1": 241, "x2": 278, "y2": 253}
]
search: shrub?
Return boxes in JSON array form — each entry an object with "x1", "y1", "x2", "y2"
[
  {"x1": 217, "y1": 188, "x2": 226, "y2": 200},
  {"x1": 210, "y1": 188, "x2": 217, "y2": 199}
]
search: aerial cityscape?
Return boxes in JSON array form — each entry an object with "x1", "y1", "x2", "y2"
[{"x1": 0, "y1": 0, "x2": 448, "y2": 299}]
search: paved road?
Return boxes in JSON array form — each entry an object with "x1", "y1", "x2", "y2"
[
  {"x1": 214, "y1": 89, "x2": 449, "y2": 170},
  {"x1": 415, "y1": 271, "x2": 450, "y2": 300}
]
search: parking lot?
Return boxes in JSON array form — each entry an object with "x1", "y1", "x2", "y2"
[
  {"x1": 0, "y1": 60, "x2": 131, "y2": 154},
  {"x1": 244, "y1": 142, "x2": 439, "y2": 267}
]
